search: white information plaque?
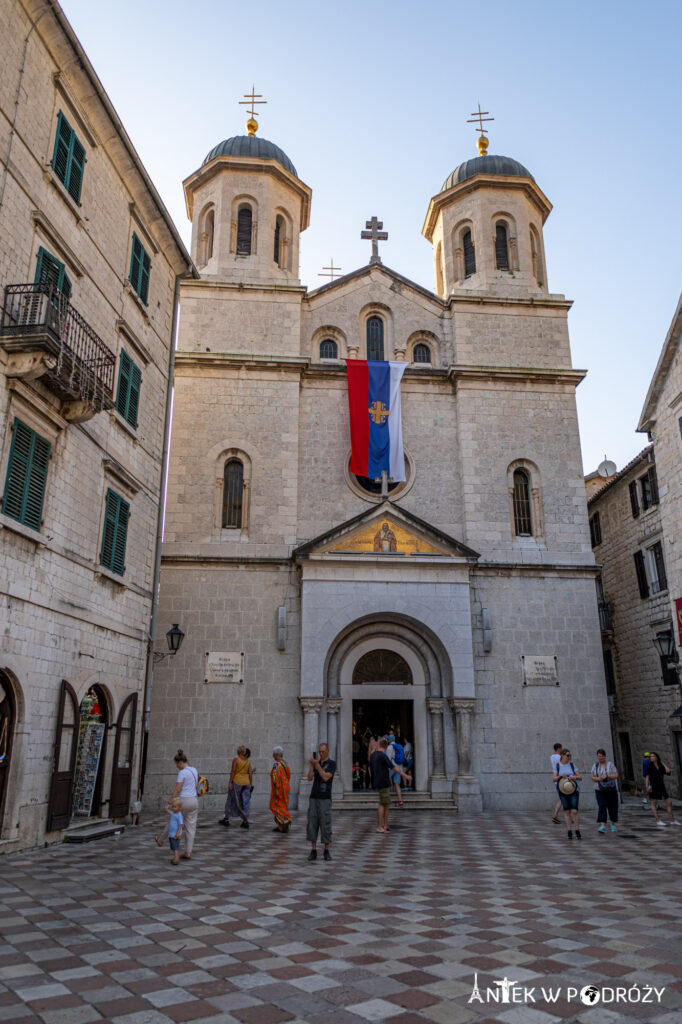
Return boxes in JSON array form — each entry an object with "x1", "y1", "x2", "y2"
[
  {"x1": 205, "y1": 651, "x2": 244, "y2": 684},
  {"x1": 521, "y1": 655, "x2": 559, "y2": 686}
]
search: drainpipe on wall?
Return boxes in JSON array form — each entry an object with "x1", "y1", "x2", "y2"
[{"x1": 138, "y1": 269, "x2": 193, "y2": 800}]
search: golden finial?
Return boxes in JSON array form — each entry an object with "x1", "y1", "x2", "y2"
[
  {"x1": 239, "y1": 85, "x2": 267, "y2": 136},
  {"x1": 467, "y1": 103, "x2": 494, "y2": 155}
]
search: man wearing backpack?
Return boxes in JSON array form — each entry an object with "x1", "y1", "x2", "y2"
[{"x1": 386, "y1": 733, "x2": 411, "y2": 807}]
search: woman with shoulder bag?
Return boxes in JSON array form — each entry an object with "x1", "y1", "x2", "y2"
[
  {"x1": 646, "y1": 751, "x2": 680, "y2": 828},
  {"x1": 170, "y1": 749, "x2": 199, "y2": 859},
  {"x1": 553, "y1": 748, "x2": 582, "y2": 840},
  {"x1": 590, "y1": 748, "x2": 619, "y2": 833}
]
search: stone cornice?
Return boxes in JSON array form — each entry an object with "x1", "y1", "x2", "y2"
[
  {"x1": 174, "y1": 353, "x2": 309, "y2": 372},
  {"x1": 448, "y1": 365, "x2": 586, "y2": 387},
  {"x1": 473, "y1": 561, "x2": 599, "y2": 576},
  {"x1": 446, "y1": 293, "x2": 572, "y2": 312},
  {"x1": 422, "y1": 174, "x2": 552, "y2": 240},
  {"x1": 183, "y1": 157, "x2": 311, "y2": 229},
  {"x1": 180, "y1": 278, "x2": 306, "y2": 296}
]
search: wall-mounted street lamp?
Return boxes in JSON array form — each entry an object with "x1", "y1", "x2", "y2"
[{"x1": 154, "y1": 623, "x2": 185, "y2": 663}]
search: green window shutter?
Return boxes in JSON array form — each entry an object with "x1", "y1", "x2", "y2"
[
  {"x1": 100, "y1": 489, "x2": 130, "y2": 575},
  {"x1": 115, "y1": 350, "x2": 141, "y2": 428},
  {"x1": 52, "y1": 112, "x2": 72, "y2": 184},
  {"x1": 67, "y1": 136, "x2": 85, "y2": 204},
  {"x1": 128, "y1": 361, "x2": 142, "y2": 428},
  {"x1": 35, "y1": 247, "x2": 72, "y2": 299},
  {"x1": 2, "y1": 420, "x2": 50, "y2": 531},
  {"x1": 129, "y1": 233, "x2": 151, "y2": 303}
]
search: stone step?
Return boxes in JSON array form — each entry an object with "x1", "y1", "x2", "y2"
[
  {"x1": 335, "y1": 794, "x2": 456, "y2": 811},
  {"x1": 63, "y1": 819, "x2": 125, "y2": 843}
]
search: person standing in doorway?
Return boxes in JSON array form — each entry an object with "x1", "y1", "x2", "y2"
[
  {"x1": 551, "y1": 742, "x2": 563, "y2": 824},
  {"x1": 307, "y1": 742, "x2": 336, "y2": 862},
  {"x1": 371, "y1": 738, "x2": 394, "y2": 833},
  {"x1": 591, "y1": 748, "x2": 619, "y2": 833},
  {"x1": 386, "y1": 733, "x2": 411, "y2": 807},
  {"x1": 170, "y1": 749, "x2": 199, "y2": 860},
  {"x1": 645, "y1": 751, "x2": 680, "y2": 827}
]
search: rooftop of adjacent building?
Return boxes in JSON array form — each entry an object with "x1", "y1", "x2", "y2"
[{"x1": 586, "y1": 444, "x2": 654, "y2": 506}]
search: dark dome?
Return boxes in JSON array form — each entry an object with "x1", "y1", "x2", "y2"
[
  {"x1": 441, "y1": 154, "x2": 534, "y2": 192},
  {"x1": 202, "y1": 136, "x2": 298, "y2": 178}
]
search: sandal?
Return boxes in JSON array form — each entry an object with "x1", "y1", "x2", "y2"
[
  {"x1": 376, "y1": 827, "x2": 385, "y2": 833},
  {"x1": 154, "y1": 835, "x2": 164, "y2": 847},
  {"x1": 181, "y1": 853, "x2": 191, "y2": 860},
  {"x1": 552, "y1": 816, "x2": 560, "y2": 824}
]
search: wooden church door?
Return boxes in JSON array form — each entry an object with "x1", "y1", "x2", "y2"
[
  {"x1": 109, "y1": 693, "x2": 137, "y2": 817},
  {"x1": 46, "y1": 680, "x2": 79, "y2": 830}
]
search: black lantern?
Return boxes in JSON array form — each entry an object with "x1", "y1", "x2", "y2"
[
  {"x1": 166, "y1": 624, "x2": 185, "y2": 654},
  {"x1": 652, "y1": 630, "x2": 675, "y2": 661}
]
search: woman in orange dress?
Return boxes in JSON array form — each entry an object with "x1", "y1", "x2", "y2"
[{"x1": 270, "y1": 746, "x2": 291, "y2": 832}]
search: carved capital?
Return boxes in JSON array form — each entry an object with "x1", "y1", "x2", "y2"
[
  {"x1": 448, "y1": 698, "x2": 476, "y2": 716},
  {"x1": 347, "y1": 345, "x2": 360, "y2": 359},
  {"x1": 427, "y1": 698, "x2": 445, "y2": 714},
  {"x1": 394, "y1": 347, "x2": 406, "y2": 360},
  {"x1": 299, "y1": 697, "x2": 323, "y2": 714},
  {"x1": 326, "y1": 698, "x2": 342, "y2": 715}
]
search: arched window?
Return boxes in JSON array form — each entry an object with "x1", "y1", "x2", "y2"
[
  {"x1": 512, "y1": 468, "x2": 532, "y2": 536},
  {"x1": 274, "y1": 215, "x2": 283, "y2": 265},
  {"x1": 413, "y1": 343, "x2": 431, "y2": 364},
  {"x1": 463, "y1": 230, "x2": 476, "y2": 277},
  {"x1": 366, "y1": 316, "x2": 384, "y2": 361},
  {"x1": 435, "y1": 241, "x2": 444, "y2": 295},
  {"x1": 222, "y1": 458, "x2": 244, "y2": 528},
  {"x1": 495, "y1": 223, "x2": 510, "y2": 270},
  {"x1": 204, "y1": 209, "x2": 214, "y2": 262},
  {"x1": 320, "y1": 338, "x2": 338, "y2": 359},
  {"x1": 236, "y1": 205, "x2": 252, "y2": 256},
  {"x1": 352, "y1": 649, "x2": 413, "y2": 684},
  {"x1": 530, "y1": 226, "x2": 540, "y2": 281}
]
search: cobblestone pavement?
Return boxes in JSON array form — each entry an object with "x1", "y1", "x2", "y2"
[{"x1": 1, "y1": 800, "x2": 682, "y2": 1024}]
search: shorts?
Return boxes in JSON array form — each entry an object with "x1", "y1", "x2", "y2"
[
  {"x1": 391, "y1": 771, "x2": 401, "y2": 784},
  {"x1": 559, "y1": 791, "x2": 579, "y2": 811},
  {"x1": 377, "y1": 788, "x2": 391, "y2": 806},
  {"x1": 169, "y1": 837, "x2": 180, "y2": 851}
]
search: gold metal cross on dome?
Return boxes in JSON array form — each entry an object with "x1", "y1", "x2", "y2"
[
  {"x1": 239, "y1": 86, "x2": 267, "y2": 134},
  {"x1": 467, "y1": 103, "x2": 494, "y2": 136}
]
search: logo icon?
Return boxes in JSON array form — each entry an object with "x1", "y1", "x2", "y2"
[
  {"x1": 368, "y1": 400, "x2": 389, "y2": 424},
  {"x1": 580, "y1": 986, "x2": 600, "y2": 1005}
]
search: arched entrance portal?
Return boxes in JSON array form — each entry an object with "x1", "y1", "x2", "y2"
[
  {"x1": 0, "y1": 671, "x2": 16, "y2": 834},
  {"x1": 351, "y1": 650, "x2": 414, "y2": 790}
]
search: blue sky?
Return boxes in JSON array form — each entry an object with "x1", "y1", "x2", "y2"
[{"x1": 61, "y1": 0, "x2": 682, "y2": 474}]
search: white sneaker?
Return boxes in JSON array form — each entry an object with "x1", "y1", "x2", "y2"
[
  {"x1": 656, "y1": 820, "x2": 667, "y2": 827},
  {"x1": 671, "y1": 820, "x2": 681, "y2": 826}
]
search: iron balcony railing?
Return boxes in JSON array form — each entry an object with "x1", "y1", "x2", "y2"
[
  {"x1": 1, "y1": 282, "x2": 115, "y2": 410},
  {"x1": 598, "y1": 600, "x2": 614, "y2": 633}
]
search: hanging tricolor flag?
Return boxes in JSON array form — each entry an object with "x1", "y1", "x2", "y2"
[{"x1": 345, "y1": 360, "x2": 407, "y2": 482}]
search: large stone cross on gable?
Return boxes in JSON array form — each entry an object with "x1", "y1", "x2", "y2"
[{"x1": 361, "y1": 216, "x2": 388, "y2": 265}]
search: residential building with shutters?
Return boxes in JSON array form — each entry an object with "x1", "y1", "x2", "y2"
[
  {"x1": 0, "y1": 0, "x2": 193, "y2": 851},
  {"x1": 586, "y1": 446, "x2": 682, "y2": 793}
]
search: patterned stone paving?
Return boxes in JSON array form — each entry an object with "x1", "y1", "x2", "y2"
[{"x1": 1, "y1": 800, "x2": 681, "y2": 1024}]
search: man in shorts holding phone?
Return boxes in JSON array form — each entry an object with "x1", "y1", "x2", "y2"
[{"x1": 307, "y1": 743, "x2": 336, "y2": 862}]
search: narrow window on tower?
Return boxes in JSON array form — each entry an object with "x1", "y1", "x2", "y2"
[
  {"x1": 222, "y1": 458, "x2": 244, "y2": 528},
  {"x1": 236, "y1": 205, "x2": 252, "y2": 256},
  {"x1": 274, "y1": 215, "x2": 284, "y2": 266},
  {"x1": 413, "y1": 343, "x2": 431, "y2": 364},
  {"x1": 512, "y1": 469, "x2": 532, "y2": 536},
  {"x1": 463, "y1": 230, "x2": 476, "y2": 277},
  {"x1": 204, "y1": 209, "x2": 214, "y2": 262},
  {"x1": 495, "y1": 223, "x2": 510, "y2": 270},
  {"x1": 366, "y1": 316, "x2": 384, "y2": 361},
  {"x1": 320, "y1": 339, "x2": 338, "y2": 359}
]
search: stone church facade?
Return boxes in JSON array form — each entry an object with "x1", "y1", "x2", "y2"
[{"x1": 147, "y1": 123, "x2": 610, "y2": 812}]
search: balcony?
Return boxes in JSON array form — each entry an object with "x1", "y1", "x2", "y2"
[
  {"x1": 598, "y1": 600, "x2": 614, "y2": 634},
  {"x1": 0, "y1": 283, "x2": 115, "y2": 422}
]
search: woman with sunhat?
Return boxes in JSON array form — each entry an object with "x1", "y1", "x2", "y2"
[{"x1": 553, "y1": 748, "x2": 582, "y2": 840}]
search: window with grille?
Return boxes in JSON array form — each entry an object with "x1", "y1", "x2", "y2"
[
  {"x1": 366, "y1": 316, "x2": 384, "y2": 361},
  {"x1": 648, "y1": 540, "x2": 667, "y2": 594},
  {"x1": 51, "y1": 112, "x2": 85, "y2": 204},
  {"x1": 236, "y1": 205, "x2": 252, "y2": 255},
  {"x1": 413, "y1": 343, "x2": 431, "y2": 364},
  {"x1": 115, "y1": 350, "x2": 142, "y2": 428},
  {"x1": 352, "y1": 649, "x2": 412, "y2": 684},
  {"x1": 35, "y1": 247, "x2": 71, "y2": 299},
  {"x1": 512, "y1": 469, "x2": 532, "y2": 536},
  {"x1": 222, "y1": 459, "x2": 244, "y2": 528},
  {"x1": 589, "y1": 511, "x2": 602, "y2": 547},
  {"x1": 2, "y1": 419, "x2": 50, "y2": 531},
  {"x1": 129, "y1": 234, "x2": 151, "y2": 304},
  {"x1": 495, "y1": 223, "x2": 510, "y2": 270},
  {"x1": 463, "y1": 230, "x2": 476, "y2": 277},
  {"x1": 320, "y1": 339, "x2": 338, "y2": 359},
  {"x1": 100, "y1": 489, "x2": 130, "y2": 576}
]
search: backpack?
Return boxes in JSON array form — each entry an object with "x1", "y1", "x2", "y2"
[
  {"x1": 191, "y1": 766, "x2": 209, "y2": 797},
  {"x1": 392, "y1": 742, "x2": 405, "y2": 766}
]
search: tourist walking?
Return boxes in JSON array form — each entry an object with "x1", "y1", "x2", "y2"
[
  {"x1": 155, "y1": 797, "x2": 183, "y2": 865},
  {"x1": 645, "y1": 751, "x2": 680, "y2": 827},
  {"x1": 386, "y1": 733, "x2": 411, "y2": 806},
  {"x1": 371, "y1": 738, "x2": 394, "y2": 833},
  {"x1": 590, "y1": 748, "x2": 619, "y2": 833},
  {"x1": 553, "y1": 748, "x2": 582, "y2": 840},
  {"x1": 551, "y1": 742, "x2": 563, "y2": 823},
  {"x1": 404, "y1": 738, "x2": 414, "y2": 785},
  {"x1": 641, "y1": 751, "x2": 651, "y2": 804},
  {"x1": 223, "y1": 745, "x2": 253, "y2": 829},
  {"x1": 270, "y1": 746, "x2": 292, "y2": 832},
  {"x1": 306, "y1": 742, "x2": 336, "y2": 861},
  {"x1": 170, "y1": 749, "x2": 199, "y2": 859}
]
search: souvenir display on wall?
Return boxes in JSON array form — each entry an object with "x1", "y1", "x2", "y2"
[{"x1": 71, "y1": 691, "x2": 105, "y2": 817}]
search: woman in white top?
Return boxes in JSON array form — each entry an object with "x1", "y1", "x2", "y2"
[
  {"x1": 590, "y1": 748, "x2": 619, "y2": 834},
  {"x1": 170, "y1": 749, "x2": 199, "y2": 859}
]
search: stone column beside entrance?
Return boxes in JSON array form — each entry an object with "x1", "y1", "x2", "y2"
[
  {"x1": 298, "y1": 697, "x2": 322, "y2": 812},
  {"x1": 449, "y1": 698, "x2": 482, "y2": 812},
  {"x1": 427, "y1": 698, "x2": 449, "y2": 797},
  {"x1": 326, "y1": 698, "x2": 342, "y2": 786}
]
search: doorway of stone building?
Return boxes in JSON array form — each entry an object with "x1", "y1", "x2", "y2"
[
  {"x1": 352, "y1": 699, "x2": 414, "y2": 791},
  {"x1": 0, "y1": 672, "x2": 16, "y2": 834},
  {"x1": 71, "y1": 686, "x2": 109, "y2": 819}
]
